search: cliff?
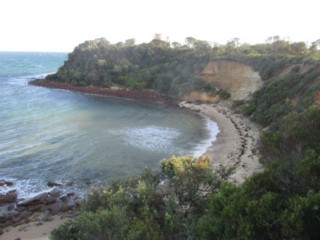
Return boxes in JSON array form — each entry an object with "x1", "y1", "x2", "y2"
[
  {"x1": 43, "y1": 38, "x2": 319, "y2": 106},
  {"x1": 199, "y1": 60, "x2": 263, "y2": 100}
]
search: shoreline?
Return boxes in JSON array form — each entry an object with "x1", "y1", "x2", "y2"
[
  {"x1": 31, "y1": 79, "x2": 263, "y2": 183},
  {"x1": 2, "y1": 81, "x2": 263, "y2": 239},
  {"x1": 29, "y1": 79, "x2": 175, "y2": 105},
  {"x1": 179, "y1": 101, "x2": 263, "y2": 184}
]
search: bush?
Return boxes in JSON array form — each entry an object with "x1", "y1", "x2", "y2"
[{"x1": 51, "y1": 156, "x2": 231, "y2": 240}]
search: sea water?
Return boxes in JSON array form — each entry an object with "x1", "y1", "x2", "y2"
[{"x1": 0, "y1": 52, "x2": 218, "y2": 197}]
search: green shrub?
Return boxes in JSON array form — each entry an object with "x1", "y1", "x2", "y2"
[{"x1": 51, "y1": 156, "x2": 231, "y2": 240}]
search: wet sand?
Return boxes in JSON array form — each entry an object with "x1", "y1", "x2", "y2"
[{"x1": 179, "y1": 101, "x2": 263, "y2": 184}]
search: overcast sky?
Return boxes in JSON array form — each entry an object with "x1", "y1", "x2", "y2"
[{"x1": 0, "y1": 0, "x2": 319, "y2": 52}]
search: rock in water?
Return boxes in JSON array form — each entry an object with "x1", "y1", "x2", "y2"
[
  {"x1": 47, "y1": 181, "x2": 62, "y2": 187},
  {"x1": 0, "y1": 190, "x2": 17, "y2": 204},
  {"x1": 0, "y1": 180, "x2": 14, "y2": 187}
]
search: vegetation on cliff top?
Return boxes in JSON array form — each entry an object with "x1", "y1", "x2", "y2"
[
  {"x1": 50, "y1": 36, "x2": 320, "y2": 239},
  {"x1": 46, "y1": 36, "x2": 320, "y2": 98}
]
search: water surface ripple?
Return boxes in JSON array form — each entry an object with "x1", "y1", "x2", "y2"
[{"x1": 0, "y1": 52, "x2": 218, "y2": 197}]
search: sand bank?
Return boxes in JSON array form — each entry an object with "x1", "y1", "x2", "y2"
[{"x1": 179, "y1": 101, "x2": 263, "y2": 184}]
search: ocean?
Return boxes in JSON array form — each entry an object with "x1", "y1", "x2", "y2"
[{"x1": 0, "y1": 52, "x2": 218, "y2": 198}]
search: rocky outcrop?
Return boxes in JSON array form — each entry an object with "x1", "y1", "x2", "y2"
[
  {"x1": 30, "y1": 80, "x2": 174, "y2": 105},
  {"x1": 0, "y1": 190, "x2": 17, "y2": 204},
  {"x1": 0, "y1": 181, "x2": 81, "y2": 229},
  {"x1": 200, "y1": 60, "x2": 263, "y2": 100}
]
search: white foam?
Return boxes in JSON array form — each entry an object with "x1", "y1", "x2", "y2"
[
  {"x1": 193, "y1": 116, "x2": 219, "y2": 157},
  {"x1": 108, "y1": 126, "x2": 182, "y2": 154}
]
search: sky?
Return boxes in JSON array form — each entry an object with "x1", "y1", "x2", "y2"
[{"x1": 0, "y1": 0, "x2": 319, "y2": 52}]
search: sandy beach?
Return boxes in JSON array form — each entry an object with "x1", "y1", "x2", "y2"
[{"x1": 179, "y1": 101, "x2": 263, "y2": 184}]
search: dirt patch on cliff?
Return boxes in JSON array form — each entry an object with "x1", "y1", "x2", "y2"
[{"x1": 199, "y1": 60, "x2": 263, "y2": 100}]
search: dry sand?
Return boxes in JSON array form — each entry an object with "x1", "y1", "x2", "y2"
[{"x1": 179, "y1": 101, "x2": 263, "y2": 184}]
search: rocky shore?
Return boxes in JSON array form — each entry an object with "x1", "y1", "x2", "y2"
[
  {"x1": 0, "y1": 180, "x2": 81, "y2": 238},
  {"x1": 29, "y1": 79, "x2": 175, "y2": 105}
]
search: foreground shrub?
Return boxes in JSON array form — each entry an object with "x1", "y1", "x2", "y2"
[{"x1": 51, "y1": 156, "x2": 231, "y2": 240}]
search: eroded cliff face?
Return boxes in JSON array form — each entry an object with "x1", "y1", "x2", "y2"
[{"x1": 199, "y1": 60, "x2": 263, "y2": 100}]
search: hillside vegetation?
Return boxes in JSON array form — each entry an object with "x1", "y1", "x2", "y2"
[
  {"x1": 49, "y1": 37, "x2": 320, "y2": 239},
  {"x1": 47, "y1": 37, "x2": 319, "y2": 100}
]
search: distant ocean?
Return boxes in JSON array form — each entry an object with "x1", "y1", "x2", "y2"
[{"x1": 0, "y1": 52, "x2": 218, "y2": 197}]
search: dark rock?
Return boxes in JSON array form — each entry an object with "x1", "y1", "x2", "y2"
[
  {"x1": 75, "y1": 198, "x2": 83, "y2": 207},
  {"x1": 65, "y1": 181, "x2": 74, "y2": 186},
  {"x1": 67, "y1": 192, "x2": 76, "y2": 197},
  {"x1": 0, "y1": 180, "x2": 14, "y2": 187},
  {"x1": 11, "y1": 215, "x2": 22, "y2": 223},
  {"x1": 47, "y1": 201, "x2": 63, "y2": 214},
  {"x1": 61, "y1": 203, "x2": 73, "y2": 212},
  {"x1": 47, "y1": 181, "x2": 62, "y2": 187},
  {"x1": 0, "y1": 228, "x2": 3, "y2": 235},
  {"x1": 0, "y1": 189, "x2": 17, "y2": 204},
  {"x1": 20, "y1": 211, "x2": 33, "y2": 221},
  {"x1": 59, "y1": 194, "x2": 69, "y2": 203},
  {"x1": 15, "y1": 205, "x2": 28, "y2": 212},
  {"x1": 28, "y1": 204, "x2": 43, "y2": 212},
  {"x1": 17, "y1": 191, "x2": 58, "y2": 206},
  {"x1": 7, "y1": 203, "x2": 15, "y2": 211},
  {"x1": 0, "y1": 184, "x2": 82, "y2": 229},
  {"x1": 17, "y1": 192, "x2": 49, "y2": 206},
  {"x1": 49, "y1": 189, "x2": 62, "y2": 198},
  {"x1": 44, "y1": 196, "x2": 57, "y2": 205}
]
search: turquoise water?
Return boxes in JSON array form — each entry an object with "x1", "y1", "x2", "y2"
[{"x1": 0, "y1": 52, "x2": 218, "y2": 197}]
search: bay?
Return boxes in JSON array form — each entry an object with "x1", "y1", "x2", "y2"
[{"x1": 0, "y1": 52, "x2": 218, "y2": 197}]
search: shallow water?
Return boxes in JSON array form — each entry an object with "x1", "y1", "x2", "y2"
[{"x1": 0, "y1": 52, "x2": 218, "y2": 197}]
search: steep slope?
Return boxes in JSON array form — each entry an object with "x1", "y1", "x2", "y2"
[
  {"x1": 241, "y1": 63, "x2": 320, "y2": 127},
  {"x1": 200, "y1": 60, "x2": 263, "y2": 100}
]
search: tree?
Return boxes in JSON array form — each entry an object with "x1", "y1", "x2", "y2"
[
  {"x1": 225, "y1": 39, "x2": 238, "y2": 54},
  {"x1": 194, "y1": 40, "x2": 211, "y2": 56},
  {"x1": 272, "y1": 40, "x2": 291, "y2": 54},
  {"x1": 290, "y1": 42, "x2": 308, "y2": 55},
  {"x1": 96, "y1": 38, "x2": 110, "y2": 48},
  {"x1": 309, "y1": 40, "x2": 320, "y2": 58},
  {"x1": 161, "y1": 156, "x2": 231, "y2": 215},
  {"x1": 125, "y1": 38, "x2": 135, "y2": 47},
  {"x1": 185, "y1": 36, "x2": 198, "y2": 48},
  {"x1": 171, "y1": 42, "x2": 182, "y2": 49}
]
